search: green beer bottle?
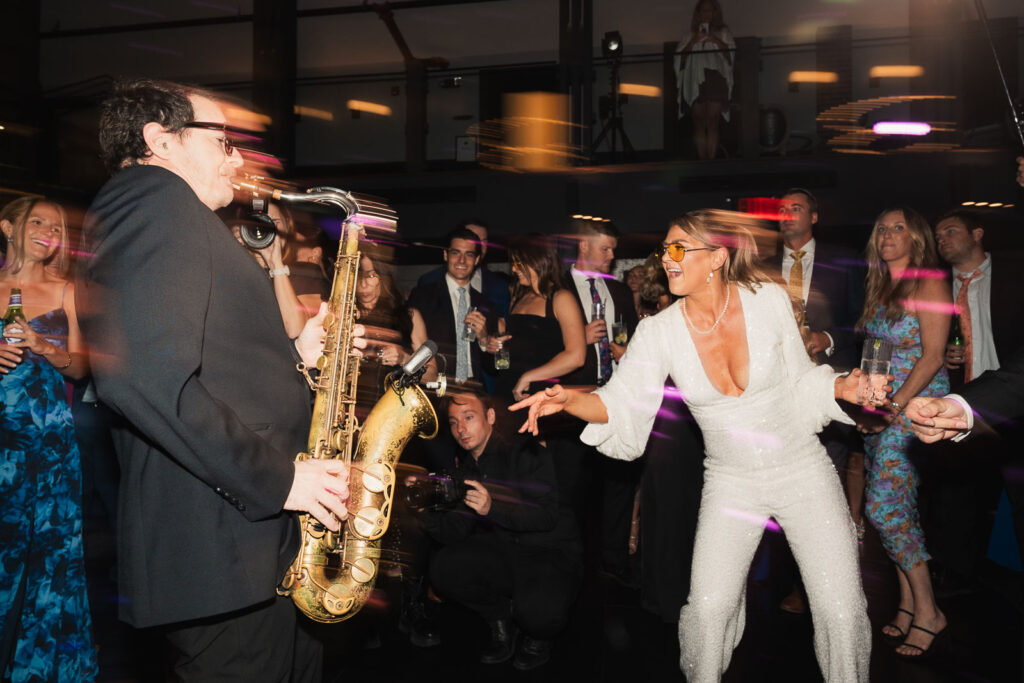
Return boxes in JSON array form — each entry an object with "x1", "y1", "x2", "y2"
[
  {"x1": 2, "y1": 288, "x2": 25, "y2": 344},
  {"x1": 947, "y1": 312, "x2": 965, "y2": 388}
]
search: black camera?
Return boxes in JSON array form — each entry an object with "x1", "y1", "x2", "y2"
[
  {"x1": 236, "y1": 197, "x2": 277, "y2": 250},
  {"x1": 404, "y1": 471, "x2": 471, "y2": 511}
]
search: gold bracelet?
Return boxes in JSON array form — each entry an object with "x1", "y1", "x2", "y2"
[{"x1": 55, "y1": 350, "x2": 72, "y2": 370}]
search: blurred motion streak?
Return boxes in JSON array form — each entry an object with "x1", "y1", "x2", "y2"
[
  {"x1": 347, "y1": 100, "x2": 392, "y2": 117},
  {"x1": 788, "y1": 71, "x2": 839, "y2": 84},
  {"x1": 294, "y1": 105, "x2": 334, "y2": 122},
  {"x1": 618, "y1": 83, "x2": 661, "y2": 98},
  {"x1": 873, "y1": 121, "x2": 931, "y2": 136},
  {"x1": 868, "y1": 65, "x2": 924, "y2": 79}
]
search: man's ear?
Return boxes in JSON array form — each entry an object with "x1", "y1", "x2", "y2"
[
  {"x1": 142, "y1": 122, "x2": 176, "y2": 162},
  {"x1": 486, "y1": 408, "x2": 496, "y2": 426},
  {"x1": 971, "y1": 227, "x2": 985, "y2": 244},
  {"x1": 810, "y1": 211, "x2": 819, "y2": 227}
]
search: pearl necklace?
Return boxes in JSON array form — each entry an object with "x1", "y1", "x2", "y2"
[{"x1": 682, "y1": 285, "x2": 731, "y2": 335}]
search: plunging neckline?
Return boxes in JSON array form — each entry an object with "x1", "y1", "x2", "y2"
[
  {"x1": 23, "y1": 307, "x2": 66, "y2": 325},
  {"x1": 676, "y1": 286, "x2": 751, "y2": 398}
]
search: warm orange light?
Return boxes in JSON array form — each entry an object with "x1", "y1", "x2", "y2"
[
  {"x1": 294, "y1": 105, "x2": 334, "y2": 121},
  {"x1": 961, "y1": 201, "x2": 976, "y2": 206},
  {"x1": 788, "y1": 71, "x2": 839, "y2": 84},
  {"x1": 224, "y1": 106, "x2": 271, "y2": 127},
  {"x1": 869, "y1": 65, "x2": 924, "y2": 79},
  {"x1": 347, "y1": 100, "x2": 393, "y2": 117},
  {"x1": 618, "y1": 83, "x2": 661, "y2": 97}
]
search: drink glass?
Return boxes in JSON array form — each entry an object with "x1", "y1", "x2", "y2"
[
  {"x1": 495, "y1": 343, "x2": 510, "y2": 370},
  {"x1": 858, "y1": 338, "x2": 893, "y2": 406},
  {"x1": 462, "y1": 306, "x2": 478, "y2": 342},
  {"x1": 612, "y1": 317, "x2": 628, "y2": 345}
]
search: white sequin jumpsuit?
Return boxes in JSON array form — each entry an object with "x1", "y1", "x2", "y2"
[{"x1": 582, "y1": 283, "x2": 870, "y2": 682}]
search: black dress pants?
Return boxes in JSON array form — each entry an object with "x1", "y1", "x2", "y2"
[
  {"x1": 430, "y1": 535, "x2": 581, "y2": 638},
  {"x1": 163, "y1": 596, "x2": 322, "y2": 682}
]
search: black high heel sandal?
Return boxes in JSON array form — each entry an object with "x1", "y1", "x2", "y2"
[
  {"x1": 881, "y1": 607, "x2": 914, "y2": 645},
  {"x1": 895, "y1": 623, "x2": 947, "y2": 661}
]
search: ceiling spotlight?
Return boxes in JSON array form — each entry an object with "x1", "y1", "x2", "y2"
[
  {"x1": 974, "y1": 202, "x2": 989, "y2": 207},
  {"x1": 961, "y1": 201, "x2": 976, "y2": 206},
  {"x1": 601, "y1": 31, "x2": 623, "y2": 60},
  {"x1": 989, "y1": 202, "x2": 1004, "y2": 207}
]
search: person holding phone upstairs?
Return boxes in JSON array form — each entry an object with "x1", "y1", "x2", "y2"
[{"x1": 674, "y1": 0, "x2": 736, "y2": 160}]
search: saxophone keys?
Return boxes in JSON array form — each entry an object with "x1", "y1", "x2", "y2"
[
  {"x1": 350, "y1": 557, "x2": 376, "y2": 584},
  {"x1": 360, "y1": 462, "x2": 394, "y2": 494},
  {"x1": 322, "y1": 584, "x2": 354, "y2": 616},
  {"x1": 352, "y1": 506, "x2": 385, "y2": 539}
]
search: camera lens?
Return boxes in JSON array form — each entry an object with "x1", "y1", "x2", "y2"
[{"x1": 237, "y1": 213, "x2": 277, "y2": 250}]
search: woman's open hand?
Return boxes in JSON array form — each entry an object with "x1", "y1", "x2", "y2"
[{"x1": 509, "y1": 384, "x2": 570, "y2": 436}]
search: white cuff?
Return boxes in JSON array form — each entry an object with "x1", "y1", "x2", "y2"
[
  {"x1": 268, "y1": 266, "x2": 290, "y2": 278},
  {"x1": 945, "y1": 393, "x2": 974, "y2": 442},
  {"x1": 823, "y1": 331, "x2": 835, "y2": 357}
]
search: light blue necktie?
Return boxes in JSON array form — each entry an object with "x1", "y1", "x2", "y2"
[{"x1": 456, "y1": 286, "x2": 469, "y2": 382}]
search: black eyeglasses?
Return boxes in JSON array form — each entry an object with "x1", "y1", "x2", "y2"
[
  {"x1": 182, "y1": 121, "x2": 239, "y2": 156},
  {"x1": 657, "y1": 243, "x2": 716, "y2": 262}
]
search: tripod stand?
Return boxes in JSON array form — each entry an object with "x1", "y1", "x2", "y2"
[{"x1": 592, "y1": 58, "x2": 634, "y2": 162}]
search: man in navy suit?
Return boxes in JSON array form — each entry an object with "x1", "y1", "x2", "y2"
[
  {"x1": 416, "y1": 219, "x2": 511, "y2": 318},
  {"x1": 921, "y1": 210, "x2": 1024, "y2": 589},
  {"x1": 407, "y1": 226, "x2": 500, "y2": 390},
  {"x1": 769, "y1": 188, "x2": 864, "y2": 613}
]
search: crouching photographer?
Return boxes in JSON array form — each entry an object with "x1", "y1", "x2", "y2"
[{"x1": 419, "y1": 389, "x2": 582, "y2": 671}]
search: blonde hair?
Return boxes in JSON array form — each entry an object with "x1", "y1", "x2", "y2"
[
  {"x1": 0, "y1": 197, "x2": 70, "y2": 276},
  {"x1": 857, "y1": 205, "x2": 938, "y2": 328},
  {"x1": 669, "y1": 209, "x2": 773, "y2": 292}
]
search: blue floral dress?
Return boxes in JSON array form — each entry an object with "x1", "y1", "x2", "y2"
[
  {"x1": 0, "y1": 306, "x2": 97, "y2": 682},
  {"x1": 863, "y1": 306, "x2": 949, "y2": 571}
]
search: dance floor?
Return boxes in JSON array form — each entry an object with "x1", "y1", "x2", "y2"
[{"x1": 85, "y1": 509, "x2": 1021, "y2": 683}]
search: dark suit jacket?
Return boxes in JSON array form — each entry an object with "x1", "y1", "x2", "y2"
[
  {"x1": 77, "y1": 166, "x2": 309, "y2": 627},
  {"x1": 769, "y1": 240, "x2": 865, "y2": 369},
  {"x1": 562, "y1": 271, "x2": 639, "y2": 387},
  {"x1": 406, "y1": 277, "x2": 499, "y2": 383},
  {"x1": 987, "y1": 252, "x2": 1024, "y2": 365},
  {"x1": 959, "y1": 345, "x2": 1024, "y2": 432},
  {"x1": 417, "y1": 265, "x2": 511, "y2": 318}
]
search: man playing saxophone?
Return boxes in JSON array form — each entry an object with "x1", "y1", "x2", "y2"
[{"x1": 77, "y1": 78, "x2": 365, "y2": 681}]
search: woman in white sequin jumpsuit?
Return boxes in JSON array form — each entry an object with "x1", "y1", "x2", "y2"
[{"x1": 513, "y1": 211, "x2": 871, "y2": 682}]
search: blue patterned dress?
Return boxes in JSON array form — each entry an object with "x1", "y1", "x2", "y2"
[
  {"x1": 0, "y1": 306, "x2": 97, "y2": 682},
  {"x1": 863, "y1": 306, "x2": 949, "y2": 571}
]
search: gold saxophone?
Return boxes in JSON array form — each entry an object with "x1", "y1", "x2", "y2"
[{"x1": 240, "y1": 179, "x2": 439, "y2": 623}]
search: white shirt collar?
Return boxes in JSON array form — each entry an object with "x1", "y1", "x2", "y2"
[
  {"x1": 782, "y1": 237, "x2": 816, "y2": 260},
  {"x1": 953, "y1": 252, "x2": 991, "y2": 279}
]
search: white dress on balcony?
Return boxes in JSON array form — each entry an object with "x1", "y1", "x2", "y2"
[{"x1": 582, "y1": 282, "x2": 870, "y2": 683}]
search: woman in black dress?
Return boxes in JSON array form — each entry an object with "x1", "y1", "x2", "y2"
[{"x1": 490, "y1": 234, "x2": 585, "y2": 404}]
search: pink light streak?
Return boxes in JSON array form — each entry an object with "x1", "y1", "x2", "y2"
[
  {"x1": 723, "y1": 507, "x2": 781, "y2": 532},
  {"x1": 900, "y1": 299, "x2": 959, "y2": 314},
  {"x1": 873, "y1": 121, "x2": 931, "y2": 136}
]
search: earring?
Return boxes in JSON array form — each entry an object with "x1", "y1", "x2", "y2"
[{"x1": 705, "y1": 271, "x2": 714, "y2": 284}]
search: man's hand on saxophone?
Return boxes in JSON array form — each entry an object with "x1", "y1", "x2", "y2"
[
  {"x1": 286, "y1": 301, "x2": 368, "y2": 531},
  {"x1": 294, "y1": 302, "x2": 369, "y2": 366},
  {"x1": 284, "y1": 460, "x2": 350, "y2": 531}
]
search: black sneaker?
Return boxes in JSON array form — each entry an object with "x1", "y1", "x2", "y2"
[{"x1": 513, "y1": 636, "x2": 552, "y2": 671}]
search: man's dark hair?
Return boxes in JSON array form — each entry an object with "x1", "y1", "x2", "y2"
[
  {"x1": 779, "y1": 188, "x2": 819, "y2": 215},
  {"x1": 99, "y1": 78, "x2": 203, "y2": 173},
  {"x1": 457, "y1": 218, "x2": 490, "y2": 232},
  {"x1": 571, "y1": 218, "x2": 621, "y2": 241},
  {"x1": 935, "y1": 208, "x2": 986, "y2": 236},
  {"x1": 444, "y1": 387, "x2": 495, "y2": 415},
  {"x1": 444, "y1": 226, "x2": 482, "y2": 253}
]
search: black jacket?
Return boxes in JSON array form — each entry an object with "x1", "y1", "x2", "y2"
[
  {"x1": 768, "y1": 240, "x2": 865, "y2": 369},
  {"x1": 77, "y1": 166, "x2": 309, "y2": 627},
  {"x1": 406, "y1": 277, "x2": 499, "y2": 383},
  {"x1": 562, "y1": 271, "x2": 639, "y2": 387},
  {"x1": 426, "y1": 432, "x2": 581, "y2": 556}
]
